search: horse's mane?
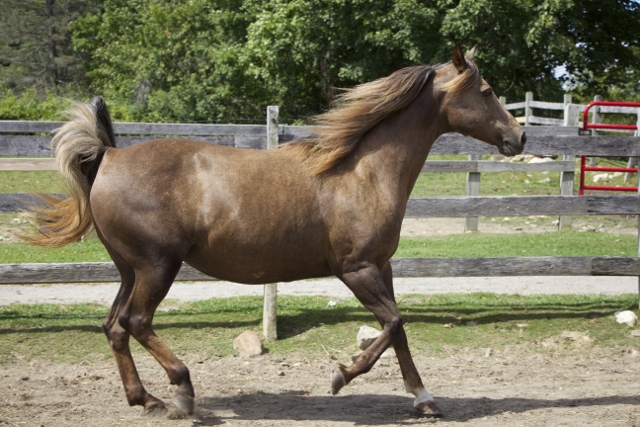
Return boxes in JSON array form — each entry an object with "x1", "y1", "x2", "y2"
[{"x1": 287, "y1": 60, "x2": 479, "y2": 175}]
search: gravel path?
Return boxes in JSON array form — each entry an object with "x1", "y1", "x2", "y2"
[{"x1": 1, "y1": 276, "x2": 638, "y2": 306}]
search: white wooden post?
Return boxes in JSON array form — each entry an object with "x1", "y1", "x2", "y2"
[
  {"x1": 524, "y1": 92, "x2": 533, "y2": 126},
  {"x1": 464, "y1": 154, "x2": 481, "y2": 233},
  {"x1": 263, "y1": 106, "x2": 279, "y2": 342},
  {"x1": 559, "y1": 93, "x2": 574, "y2": 230}
]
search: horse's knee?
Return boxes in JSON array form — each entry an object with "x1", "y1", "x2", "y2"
[
  {"x1": 385, "y1": 314, "x2": 403, "y2": 335},
  {"x1": 103, "y1": 318, "x2": 129, "y2": 352},
  {"x1": 118, "y1": 311, "x2": 151, "y2": 338}
]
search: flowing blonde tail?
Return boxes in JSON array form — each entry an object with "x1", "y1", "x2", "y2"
[{"x1": 22, "y1": 97, "x2": 116, "y2": 247}]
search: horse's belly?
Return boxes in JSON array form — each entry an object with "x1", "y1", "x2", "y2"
[{"x1": 184, "y1": 244, "x2": 331, "y2": 284}]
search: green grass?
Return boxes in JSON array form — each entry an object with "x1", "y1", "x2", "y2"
[
  {"x1": 0, "y1": 171, "x2": 64, "y2": 193},
  {"x1": 0, "y1": 237, "x2": 111, "y2": 263},
  {"x1": 396, "y1": 232, "x2": 636, "y2": 258},
  {"x1": 1, "y1": 294, "x2": 637, "y2": 364},
  {"x1": 0, "y1": 232, "x2": 635, "y2": 264}
]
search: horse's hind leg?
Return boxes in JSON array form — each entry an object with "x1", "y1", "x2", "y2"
[
  {"x1": 379, "y1": 262, "x2": 441, "y2": 416},
  {"x1": 119, "y1": 261, "x2": 196, "y2": 415},
  {"x1": 101, "y1": 247, "x2": 166, "y2": 414},
  {"x1": 333, "y1": 262, "x2": 441, "y2": 416}
]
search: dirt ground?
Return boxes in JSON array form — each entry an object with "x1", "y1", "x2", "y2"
[{"x1": 2, "y1": 343, "x2": 640, "y2": 427}]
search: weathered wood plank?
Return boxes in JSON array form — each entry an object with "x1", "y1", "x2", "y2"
[
  {"x1": 505, "y1": 102, "x2": 526, "y2": 110},
  {"x1": 592, "y1": 257, "x2": 640, "y2": 276},
  {"x1": 3, "y1": 257, "x2": 639, "y2": 284},
  {"x1": 279, "y1": 125, "x2": 312, "y2": 142},
  {"x1": 528, "y1": 101, "x2": 565, "y2": 111},
  {"x1": 0, "y1": 136, "x2": 52, "y2": 156},
  {"x1": 421, "y1": 161, "x2": 477, "y2": 173},
  {"x1": 0, "y1": 121, "x2": 62, "y2": 133},
  {"x1": 4, "y1": 194, "x2": 638, "y2": 216},
  {"x1": 2, "y1": 125, "x2": 636, "y2": 157},
  {"x1": 418, "y1": 158, "x2": 572, "y2": 174},
  {"x1": 392, "y1": 256, "x2": 640, "y2": 277},
  {"x1": 429, "y1": 134, "x2": 640, "y2": 156},
  {"x1": 405, "y1": 195, "x2": 640, "y2": 217},
  {"x1": 0, "y1": 120, "x2": 266, "y2": 136},
  {"x1": 0, "y1": 194, "x2": 64, "y2": 212},
  {"x1": 476, "y1": 160, "x2": 574, "y2": 173},
  {"x1": 391, "y1": 257, "x2": 591, "y2": 277},
  {"x1": 521, "y1": 126, "x2": 580, "y2": 136},
  {"x1": 528, "y1": 116, "x2": 564, "y2": 126},
  {"x1": 0, "y1": 135, "x2": 245, "y2": 155},
  {"x1": 598, "y1": 106, "x2": 640, "y2": 114},
  {"x1": 0, "y1": 262, "x2": 212, "y2": 284}
]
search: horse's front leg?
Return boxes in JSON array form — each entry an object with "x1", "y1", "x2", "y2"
[
  {"x1": 380, "y1": 261, "x2": 442, "y2": 416},
  {"x1": 333, "y1": 262, "x2": 442, "y2": 417}
]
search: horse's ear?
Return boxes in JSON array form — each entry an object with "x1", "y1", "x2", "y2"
[
  {"x1": 465, "y1": 45, "x2": 478, "y2": 61},
  {"x1": 452, "y1": 44, "x2": 468, "y2": 73}
]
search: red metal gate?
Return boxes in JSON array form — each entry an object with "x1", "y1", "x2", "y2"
[{"x1": 579, "y1": 101, "x2": 640, "y2": 195}]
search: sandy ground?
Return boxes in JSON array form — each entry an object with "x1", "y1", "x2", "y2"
[
  {"x1": 2, "y1": 217, "x2": 640, "y2": 426},
  {"x1": 2, "y1": 345, "x2": 640, "y2": 427}
]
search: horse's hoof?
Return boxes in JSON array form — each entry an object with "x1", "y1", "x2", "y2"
[
  {"x1": 414, "y1": 400, "x2": 443, "y2": 417},
  {"x1": 330, "y1": 367, "x2": 347, "y2": 395},
  {"x1": 143, "y1": 400, "x2": 167, "y2": 417},
  {"x1": 172, "y1": 393, "x2": 195, "y2": 415}
]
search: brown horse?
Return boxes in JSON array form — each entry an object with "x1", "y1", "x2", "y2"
[{"x1": 25, "y1": 45, "x2": 525, "y2": 417}]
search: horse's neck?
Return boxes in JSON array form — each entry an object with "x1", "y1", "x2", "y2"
[{"x1": 354, "y1": 102, "x2": 444, "y2": 202}]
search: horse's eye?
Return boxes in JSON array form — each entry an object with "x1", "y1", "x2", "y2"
[{"x1": 482, "y1": 88, "x2": 493, "y2": 97}]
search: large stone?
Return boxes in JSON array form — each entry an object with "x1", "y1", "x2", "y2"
[
  {"x1": 357, "y1": 325, "x2": 382, "y2": 350},
  {"x1": 233, "y1": 330, "x2": 264, "y2": 358},
  {"x1": 356, "y1": 325, "x2": 395, "y2": 358},
  {"x1": 615, "y1": 310, "x2": 638, "y2": 327}
]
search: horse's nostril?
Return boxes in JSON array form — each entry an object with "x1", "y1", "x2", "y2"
[{"x1": 521, "y1": 132, "x2": 527, "y2": 145}]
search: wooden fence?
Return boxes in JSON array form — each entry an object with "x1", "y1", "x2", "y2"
[{"x1": 2, "y1": 105, "x2": 640, "y2": 339}]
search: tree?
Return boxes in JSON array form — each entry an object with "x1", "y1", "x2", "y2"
[
  {"x1": 71, "y1": 0, "x2": 256, "y2": 122},
  {"x1": 0, "y1": 0, "x2": 99, "y2": 91}
]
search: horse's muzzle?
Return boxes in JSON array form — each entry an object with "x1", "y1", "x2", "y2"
[{"x1": 499, "y1": 132, "x2": 526, "y2": 156}]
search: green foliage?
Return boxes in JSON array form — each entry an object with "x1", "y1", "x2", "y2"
[
  {"x1": 0, "y1": 88, "x2": 71, "y2": 120},
  {"x1": 70, "y1": 0, "x2": 257, "y2": 123}
]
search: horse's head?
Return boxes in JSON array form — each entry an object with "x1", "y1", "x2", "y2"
[{"x1": 435, "y1": 45, "x2": 526, "y2": 156}]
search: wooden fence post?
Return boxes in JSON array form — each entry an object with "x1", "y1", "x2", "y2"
[
  {"x1": 263, "y1": 105, "x2": 279, "y2": 342},
  {"x1": 464, "y1": 154, "x2": 481, "y2": 232},
  {"x1": 559, "y1": 93, "x2": 575, "y2": 230},
  {"x1": 525, "y1": 92, "x2": 533, "y2": 126}
]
